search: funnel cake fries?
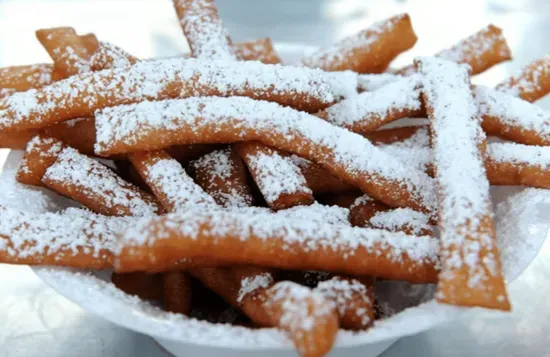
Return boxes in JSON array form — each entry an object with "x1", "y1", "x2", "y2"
[
  {"x1": 173, "y1": 0, "x2": 235, "y2": 61},
  {"x1": 290, "y1": 156, "x2": 355, "y2": 194},
  {"x1": 314, "y1": 276, "x2": 375, "y2": 330},
  {"x1": 0, "y1": 58, "x2": 356, "y2": 133},
  {"x1": 320, "y1": 75, "x2": 423, "y2": 135},
  {"x1": 41, "y1": 147, "x2": 163, "y2": 216},
  {"x1": 475, "y1": 86, "x2": 550, "y2": 146},
  {"x1": 397, "y1": 25, "x2": 511, "y2": 76},
  {"x1": 486, "y1": 142, "x2": 550, "y2": 188},
  {"x1": 190, "y1": 267, "x2": 339, "y2": 357},
  {"x1": 116, "y1": 209, "x2": 440, "y2": 283},
  {"x1": 191, "y1": 148, "x2": 254, "y2": 208},
  {"x1": 496, "y1": 55, "x2": 550, "y2": 102},
  {"x1": 129, "y1": 150, "x2": 217, "y2": 212},
  {"x1": 417, "y1": 57, "x2": 510, "y2": 310},
  {"x1": 236, "y1": 141, "x2": 314, "y2": 210},
  {"x1": 95, "y1": 97, "x2": 436, "y2": 213},
  {"x1": 16, "y1": 135, "x2": 65, "y2": 186},
  {"x1": 0, "y1": 64, "x2": 54, "y2": 91},
  {"x1": 0, "y1": 206, "x2": 128, "y2": 268},
  {"x1": 90, "y1": 42, "x2": 139, "y2": 71},
  {"x1": 302, "y1": 14, "x2": 417, "y2": 73},
  {"x1": 35, "y1": 27, "x2": 99, "y2": 78}
]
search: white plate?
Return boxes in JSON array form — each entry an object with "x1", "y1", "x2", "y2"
[{"x1": 0, "y1": 44, "x2": 548, "y2": 357}]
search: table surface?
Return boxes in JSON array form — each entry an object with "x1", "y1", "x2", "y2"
[{"x1": 1, "y1": 0, "x2": 550, "y2": 356}]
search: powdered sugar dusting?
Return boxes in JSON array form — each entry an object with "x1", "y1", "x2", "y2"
[
  {"x1": 268, "y1": 281, "x2": 335, "y2": 333},
  {"x1": 43, "y1": 147, "x2": 160, "y2": 217},
  {"x1": 379, "y1": 126, "x2": 432, "y2": 173},
  {"x1": 370, "y1": 208, "x2": 432, "y2": 235},
  {"x1": 90, "y1": 41, "x2": 137, "y2": 70},
  {"x1": 0, "y1": 58, "x2": 357, "y2": 132},
  {"x1": 120, "y1": 208, "x2": 440, "y2": 268},
  {"x1": 18, "y1": 135, "x2": 64, "y2": 175},
  {"x1": 488, "y1": 141, "x2": 550, "y2": 168},
  {"x1": 244, "y1": 147, "x2": 311, "y2": 204},
  {"x1": 277, "y1": 202, "x2": 350, "y2": 226},
  {"x1": 0, "y1": 205, "x2": 128, "y2": 259},
  {"x1": 496, "y1": 54, "x2": 550, "y2": 99},
  {"x1": 144, "y1": 156, "x2": 218, "y2": 211},
  {"x1": 324, "y1": 75, "x2": 422, "y2": 131},
  {"x1": 95, "y1": 96, "x2": 436, "y2": 212},
  {"x1": 191, "y1": 148, "x2": 253, "y2": 208},
  {"x1": 237, "y1": 272, "x2": 273, "y2": 302},
  {"x1": 316, "y1": 277, "x2": 373, "y2": 326},
  {"x1": 418, "y1": 57, "x2": 499, "y2": 290},
  {"x1": 174, "y1": 0, "x2": 236, "y2": 61},
  {"x1": 357, "y1": 73, "x2": 402, "y2": 92},
  {"x1": 475, "y1": 85, "x2": 550, "y2": 143}
]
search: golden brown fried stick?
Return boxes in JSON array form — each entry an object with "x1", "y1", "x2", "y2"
[
  {"x1": 95, "y1": 97, "x2": 436, "y2": 214},
  {"x1": 496, "y1": 54, "x2": 550, "y2": 102},
  {"x1": 189, "y1": 266, "x2": 339, "y2": 357},
  {"x1": 0, "y1": 206, "x2": 128, "y2": 269},
  {"x1": 172, "y1": 0, "x2": 236, "y2": 60},
  {"x1": 16, "y1": 135, "x2": 65, "y2": 186},
  {"x1": 0, "y1": 58, "x2": 356, "y2": 133},
  {"x1": 235, "y1": 142, "x2": 314, "y2": 210},
  {"x1": 191, "y1": 147, "x2": 254, "y2": 208},
  {"x1": 116, "y1": 209, "x2": 440, "y2": 283},
  {"x1": 417, "y1": 57, "x2": 509, "y2": 310},
  {"x1": 35, "y1": 27, "x2": 98, "y2": 78},
  {"x1": 0, "y1": 63, "x2": 53, "y2": 90},
  {"x1": 302, "y1": 14, "x2": 417, "y2": 73},
  {"x1": 162, "y1": 271, "x2": 193, "y2": 314},
  {"x1": 314, "y1": 275, "x2": 375, "y2": 330},
  {"x1": 397, "y1": 24, "x2": 511, "y2": 75},
  {"x1": 41, "y1": 147, "x2": 163, "y2": 216}
]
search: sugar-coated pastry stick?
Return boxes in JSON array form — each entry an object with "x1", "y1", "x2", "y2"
[
  {"x1": 191, "y1": 147, "x2": 254, "y2": 208},
  {"x1": 0, "y1": 63, "x2": 53, "y2": 90},
  {"x1": 233, "y1": 38, "x2": 281, "y2": 64},
  {"x1": 111, "y1": 272, "x2": 163, "y2": 300},
  {"x1": 190, "y1": 267, "x2": 338, "y2": 357},
  {"x1": 314, "y1": 275, "x2": 375, "y2": 330},
  {"x1": 172, "y1": 0, "x2": 236, "y2": 61},
  {"x1": 397, "y1": 25, "x2": 511, "y2": 76},
  {"x1": 35, "y1": 27, "x2": 98, "y2": 78},
  {"x1": 486, "y1": 141, "x2": 550, "y2": 188},
  {"x1": 116, "y1": 209, "x2": 440, "y2": 283},
  {"x1": 476, "y1": 85, "x2": 550, "y2": 146},
  {"x1": 417, "y1": 57, "x2": 509, "y2": 310},
  {"x1": 235, "y1": 142, "x2": 314, "y2": 210},
  {"x1": 79, "y1": 33, "x2": 100, "y2": 54},
  {"x1": 0, "y1": 206, "x2": 128, "y2": 268},
  {"x1": 162, "y1": 271, "x2": 193, "y2": 314},
  {"x1": 496, "y1": 54, "x2": 550, "y2": 102},
  {"x1": 290, "y1": 155, "x2": 356, "y2": 194},
  {"x1": 302, "y1": 14, "x2": 417, "y2": 73},
  {"x1": 16, "y1": 135, "x2": 65, "y2": 186},
  {"x1": 319, "y1": 75, "x2": 423, "y2": 135},
  {"x1": 95, "y1": 97, "x2": 436, "y2": 213},
  {"x1": 0, "y1": 58, "x2": 356, "y2": 133},
  {"x1": 42, "y1": 147, "x2": 163, "y2": 216},
  {"x1": 129, "y1": 150, "x2": 217, "y2": 212},
  {"x1": 90, "y1": 42, "x2": 139, "y2": 71}
]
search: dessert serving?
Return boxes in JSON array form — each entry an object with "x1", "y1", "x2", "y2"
[{"x1": 0, "y1": 1, "x2": 550, "y2": 356}]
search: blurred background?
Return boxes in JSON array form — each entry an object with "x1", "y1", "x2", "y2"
[{"x1": 0, "y1": 0, "x2": 550, "y2": 356}]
